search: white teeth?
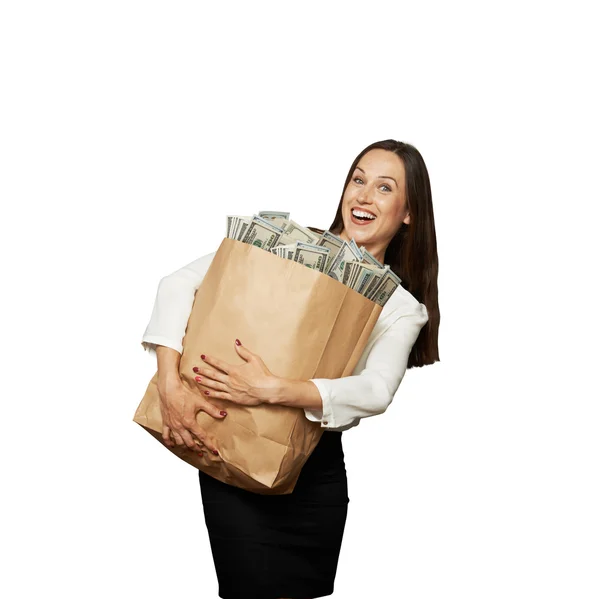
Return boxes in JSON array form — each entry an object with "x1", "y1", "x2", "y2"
[{"x1": 352, "y1": 208, "x2": 376, "y2": 220}]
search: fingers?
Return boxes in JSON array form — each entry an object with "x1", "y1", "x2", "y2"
[
  {"x1": 171, "y1": 429, "x2": 185, "y2": 447},
  {"x1": 164, "y1": 425, "x2": 219, "y2": 456},
  {"x1": 188, "y1": 428, "x2": 219, "y2": 455},
  {"x1": 194, "y1": 439, "x2": 219, "y2": 457},
  {"x1": 193, "y1": 373, "x2": 234, "y2": 402},
  {"x1": 193, "y1": 365, "x2": 228, "y2": 385},
  {"x1": 199, "y1": 351, "x2": 238, "y2": 375},
  {"x1": 159, "y1": 387, "x2": 223, "y2": 458},
  {"x1": 201, "y1": 390, "x2": 233, "y2": 402},
  {"x1": 167, "y1": 407, "x2": 224, "y2": 454},
  {"x1": 193, "y1": 438, "x2": 205, "y2": 456},
  {"x1": 199, "y1": 398, "x2": 229, "y2": 420},
  {"x1": 233, "y1": 340, "x2": 254, "y2": 361},
  {"x1": 178, "y1": 428, "x2": 200, "y2": 451},
  {"x1": 162, "y1": 425, "x2": 173, "y2": 448},
  {"x1": 172, "y1": 427, "x2": 219, "y2": 455},
  {"x1": 160, "y1": 391, "x2": 226, "y2": 456}
]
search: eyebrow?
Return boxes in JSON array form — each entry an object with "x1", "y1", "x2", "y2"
[{"x1": 355, "y1": 165, "x2": 397, "y2": 185}]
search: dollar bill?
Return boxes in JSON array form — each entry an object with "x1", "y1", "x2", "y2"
[
  {"x1": 292, "y1": 242, "x2": 330, "y2": 272},
  {"x1": 342, "y1": 260, "x2": 357, "y2": 286},
  {"x1": 347, "y1": 262, "x2": 366, "y2": 290},
  {"x1": 317, "y1": 230, "x2": 345, "y2": 272},
  {"x1": 235, "y1": 217, "x2": 252, "y2": 241},
  {"x1": 368, "y1": 268, "x2": 402, "y2": 305},
  {"x1": 356, "y1": 270, "x2": 376, "y2": 294},
  {"x1": 346, "y1": 264, "x2": 368, "y2": 291},
  {"x1": 348, "y1": 261, "x2": 362, "y2": 289},
  {"x1": 258, "y1": 211, "x2": 290, "y2": 220},
  {"x1": 363, "y1": 268, "x2": 387, "y2": 299},
  {"x1": 359, "y1": 246, "x2": 384, "y2": 268},
  {"x1": 282, "y1": 219, "x2": 320, "y2": 244},
  {"x1": 326, "y1": 240, "x2": 363, "y2": 281},
  {"x1": 241, "y1": 215, "x2": 285, "y2": 250},
  {"x1": 348, "y1": 237, "x2": 361, "y2": 257},
  {"x1": 341, "y1": 261, "x2": 389, "y2": 299},
  {"x1": 272, "y1": 242, "x2": 298, "y2": 260},
  {"x1": 371, "y1": 277, "x2": 399, "y2": 306},
  {"x1": 227, "y1": 215, "x2": 252, "y2": 240},
  {"x1": 273, "y1": 232, "x2": 302, "y2": 248},
  {"x1": 355, "y1": 264, "x2": 387, "y2": 295},
  {"x1": 258, "y1": 211, "x2": 290, "y2": 230},
  {"x1": 226, "y1": 212, "x2": 399, "y2": 307}
]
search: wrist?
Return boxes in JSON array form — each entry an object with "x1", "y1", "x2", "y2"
[
  {"x1": 157, "y1": 371, "x2": 183, "y2": 395},
  {"x1": 262, "y1": 377, "x2": 323, "y2": 412},
  {"x1": 155, "y1": 345, "x2": 183, "y2": 396},
  {"x1": 262, "y1": 376, "x2": 287, "y2": 405}
]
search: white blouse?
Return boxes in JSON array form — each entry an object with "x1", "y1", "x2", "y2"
[{"x1": 141, "y1": 251, "x2": 429, "y2": 432}]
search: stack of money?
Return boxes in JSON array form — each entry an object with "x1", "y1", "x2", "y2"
[{"x1": 225, "y1": 211, "x2": 402, "y2": 306}]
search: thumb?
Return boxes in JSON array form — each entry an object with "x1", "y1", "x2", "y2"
[
  {"x1": 199, "y1": 398, "x2": 228, "y2": 419},
  {"x1": 234, "y1": 338, "x2": 254, "y2": 361}
]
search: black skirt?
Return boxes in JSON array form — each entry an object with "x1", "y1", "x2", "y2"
[{"x1": 198, "y1": 430, "x2": 349, "y2": 599}]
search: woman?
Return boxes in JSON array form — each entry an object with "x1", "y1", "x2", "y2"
[{"x1": 141, "y1": 139, "x2": 440, "y2": 599}]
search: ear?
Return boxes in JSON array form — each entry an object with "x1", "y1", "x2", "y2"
[{"x1": 402, "y1": 212, "x2": 411, "y2": 226}]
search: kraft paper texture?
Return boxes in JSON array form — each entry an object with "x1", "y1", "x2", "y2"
[{"x1": 134, "y1": 237, "x2": 382, "y2": 494}]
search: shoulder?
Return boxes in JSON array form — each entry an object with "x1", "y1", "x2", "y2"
[
  {"x1": 383, "y1": 284, "x2": 428, "y2": 324},
  {"x1": 184, "y1": 250, "x2": 217, "y2": 271},
  {"x1": 164, "y1": 250, "x2": 218, "y2": 281},
  {"x1": 198, "y1": 251, "x2": 217, "y2": 267}
]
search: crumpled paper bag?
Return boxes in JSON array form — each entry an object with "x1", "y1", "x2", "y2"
[{"x1": 134, "y1": 237, "x2": 382, "y2": 494}]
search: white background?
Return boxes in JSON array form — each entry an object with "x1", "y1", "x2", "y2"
[{"x1": 2, "y1": 1, "x2": 598, "y2": 598}]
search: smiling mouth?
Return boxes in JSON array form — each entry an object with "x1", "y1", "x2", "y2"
[{"x1": 350, "y1": 207, "x2": 377, "y2": 222}]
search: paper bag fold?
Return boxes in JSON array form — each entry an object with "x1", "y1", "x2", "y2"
[{"x1": 134, "y1": 237, "x2": 382, "y2": 494}]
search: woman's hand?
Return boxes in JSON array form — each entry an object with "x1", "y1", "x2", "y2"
[
  {"x1": 157, "y1": 376, "x2": 227, "y2": 456},
  {"x1": 192, "y1": 339, "x2": 280, "y2": 406}
]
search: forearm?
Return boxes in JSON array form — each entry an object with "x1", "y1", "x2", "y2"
[
  {"x1": 156, "y1": 345, "x2": 183, "y2": 394},
  {"x1": 265, "y1": 377, "x2": 323, "y2": 411}
]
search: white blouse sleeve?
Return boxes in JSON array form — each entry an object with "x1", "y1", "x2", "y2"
[
  {"x1": 141, "y1": 251, "x2": 217, "y2": 357},
  {"x1": 305, "y1": 302, "x2": 429, "y2": 430}
]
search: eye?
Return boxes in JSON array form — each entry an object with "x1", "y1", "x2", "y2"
[
  {"x1": 353, "y1": 177, "x2": 364, "y2": 184},
  {"x1": 380, "y1": 184, "x2": 392, "y2": 192}
]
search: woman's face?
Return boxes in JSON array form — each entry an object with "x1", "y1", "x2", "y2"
[{"x1": 338, "y1": 149, "x2": 410, "y2": 255}]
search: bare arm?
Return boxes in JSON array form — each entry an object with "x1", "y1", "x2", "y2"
[
  {"x1": 156, "y1": 345, "x2": 183, "y2": 396},
  {"x1": 265, "y1": 378, "x2": 323, "y2": 411}
]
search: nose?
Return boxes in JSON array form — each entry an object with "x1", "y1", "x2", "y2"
[{"x1": 357, "y1": 188, "x2": 373, "y2": 204}]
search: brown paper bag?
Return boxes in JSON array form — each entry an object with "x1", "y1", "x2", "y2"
[{"x1": 134, "y1": 237, "x2": 382, "y2": 494}]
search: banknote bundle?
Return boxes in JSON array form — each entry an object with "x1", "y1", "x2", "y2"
[{"x1": 225, "y1": 211, "x2": 402, "y2": 307}]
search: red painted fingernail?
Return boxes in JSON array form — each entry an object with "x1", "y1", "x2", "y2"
[
  {"x1": 204, "y1": 390, "x2": 210, "y2": 395},
  {"x1": 220, "y1": 411, "x2": 227, "y2": 416},
  {"x1": 197, "y1": 451, "x2": 203, "y2": 456},
  {"x1": 235, "y1": 339, "x2": 241, "y2": 346},
  {"x1": 201, "y1": 354, "x2": 206, "y2": 360},
  {"x1": 212, "y1": 450, "x2": 219, "y2": 455},
  {"x1": 195, "y1": 376, "x2": 202, "y2": 382},
  {"x1": 193, "y1": 367, "x2": 199, "y2": 373}
]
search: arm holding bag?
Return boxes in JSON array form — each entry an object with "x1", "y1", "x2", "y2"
[{"x1": 133, "y1": 238, "x2": 382, "y2": 495}]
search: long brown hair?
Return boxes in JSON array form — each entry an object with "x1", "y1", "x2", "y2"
[{"x1": 308, "y1": 139, "x2": 440, "y2": 368}]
